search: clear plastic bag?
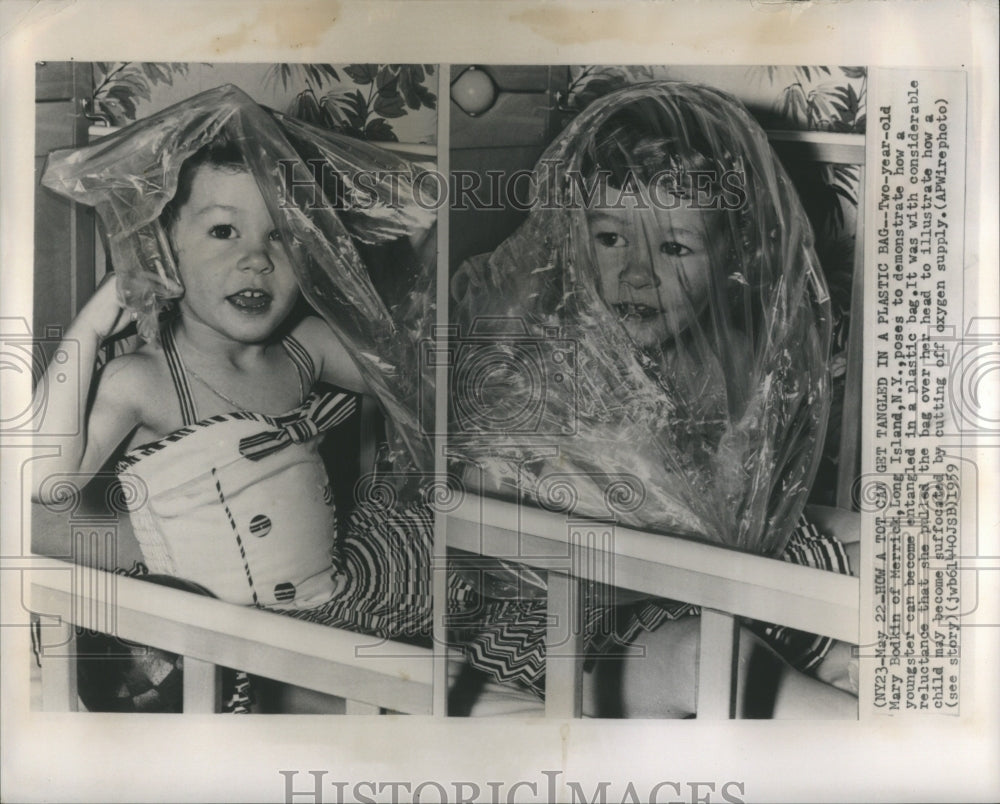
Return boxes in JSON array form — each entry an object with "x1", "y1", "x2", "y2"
[
  {"x1": 42, "y1": 84, "x2": 436, "y2": 477},
  {"x1": 451, "y1": 81, "x2": 832, "y2": 558}
]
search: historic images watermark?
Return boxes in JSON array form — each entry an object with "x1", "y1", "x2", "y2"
[
  {"x1": 278, "y1": 770, "x2": 748, "y2": 804},
  {"x1": 419, "y1": 317, "x2": 578, "y2": 438},
  {"x1": 275, "y1": 160, "x2": 749, "y2": 213}
]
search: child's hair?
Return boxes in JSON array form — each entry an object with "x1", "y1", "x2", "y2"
[
  {"x1": 581, "y1": 98, "x2": 721, "y2": 191},
  {"x1": 578, "y1": 94, "x2": 752, "y2": 264},
  {"x1": 159, "y1": 135, "x2": 249, "y2": 234}
]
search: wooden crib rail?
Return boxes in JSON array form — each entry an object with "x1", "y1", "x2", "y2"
[
  {"x1": 445, "y1": 494, "x2": 860, "y2": 718},
  {"x1": 33, "y1": 492, "x2": 860, "y2": 718},
  {"x1": 30, "y1": 557, "x2": 434, "y2": 714},
  {"x1": 447, "y1": 495, "x2": 860, "y2": 642}
]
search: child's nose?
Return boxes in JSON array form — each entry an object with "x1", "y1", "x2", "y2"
[
  {"x1": 618, "y1": 215, "x2": 661, "y2": 289},
  {"x1": 618, "y1": 259, "x2": 660, "y2": 290},
  {"x1": 237, "y1": 243, "x2": 274, "y2": 274}
]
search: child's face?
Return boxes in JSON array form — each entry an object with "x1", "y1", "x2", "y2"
[
  {"x1": 587, "y1": 189, "x2": 722, "y2": 349},
  {"x1": 170, "y1": 165, "x2": 299, "y2": 344}
]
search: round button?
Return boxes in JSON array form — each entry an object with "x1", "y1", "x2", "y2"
[
  {"x1": 273, "y1": 582, "x2": 296, "y2": 602},
  {"x1": 249, "y1": 514, "x2": 272, "y2": 538}
]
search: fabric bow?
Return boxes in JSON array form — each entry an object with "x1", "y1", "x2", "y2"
[{"x1": 239, "y1": 391, "x2": 357, "y2": 462}]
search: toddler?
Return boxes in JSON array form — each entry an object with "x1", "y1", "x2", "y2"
[
  {"x1": 34, "y1": 86, "x2": 441, "y2": 666},
  {"x1": 450, "y1": 81, "x2": 858, "y2": 716}
]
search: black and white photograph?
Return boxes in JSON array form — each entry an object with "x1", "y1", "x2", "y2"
[
  {"x1": 444, "y1": 65, "x2": 864, "y2": 720},
  {"x1": 1, "y1": 2, "x2": 997, "y2": 802},
  {"x1": 27, "y1": 60, "x2": 443, "y2": 716}
]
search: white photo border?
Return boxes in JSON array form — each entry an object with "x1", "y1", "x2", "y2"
[{"x1": 1, "y1": 2, "x2": 997, "y2": 802}]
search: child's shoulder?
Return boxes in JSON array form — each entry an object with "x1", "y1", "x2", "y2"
[
  {"x1": 285, "y1": 315, "x2": 327, "y2": 372},
  {"x1": 98, "y1": 343, "x2": 160, "y2": 387},
  {"x1": 96, "y1": 341, "x2": 175, "y2": 417},
  {"x1": 288, "y1": 315, "x2": 347, "y2": 368},
  {"x1": 286, "y1": 315, "x2": 367, "y2": 394},
  {"x1": 287, "y1": 314, "x2": 332, "y2": 346}
]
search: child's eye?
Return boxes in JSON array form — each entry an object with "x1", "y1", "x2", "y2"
[
  {"x1": 209, "y1": 224, "x2": 238, "y2": 239},
  {"x1": 595, "y1": 232, "x2": 628, "y2": 248},
  {"x1": 268, "y1": 229, "x2": 283, "y2": 243},
  {"x1": 660, "y1": 241, "x2": 693, "y2": 257}
]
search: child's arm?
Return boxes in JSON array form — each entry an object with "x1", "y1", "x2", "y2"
[
  {"x1": 290, "y1": 316, "x2": 369, "y2": 394},
  {"x1": 30, "y1": 275, "x2": 144, "y2": 504}
]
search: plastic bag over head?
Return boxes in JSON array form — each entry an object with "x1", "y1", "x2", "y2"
[
  {"x1": 42, "y1": 84, "x2": 437, "y2": 477},
  {"x1": 451, "y1": 81, "x2": 832, "y2": 558}
]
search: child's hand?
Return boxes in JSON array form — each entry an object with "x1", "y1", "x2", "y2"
[{"x1": 74, "y1": 272, "x2": 134, "y2": 343}]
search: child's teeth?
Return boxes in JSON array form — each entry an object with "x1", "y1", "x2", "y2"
[
  {"x1": 228, "y1": 289, "x2": 270, "y2": 311},
  {"x1": 615, "y1": 303, "x2": 658, "y2": 320}
]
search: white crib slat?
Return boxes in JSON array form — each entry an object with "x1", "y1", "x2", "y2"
[
  {"x1": 31, "y1": 566, "x2": 435, "y2": 714},
  {"x1": 696, "y1": 609, "x2": 738, "y2": 719},
  {"x1": 345, "y1": 699, "x2": 381, "y2": 715},
  {"x1": 767, "y1": 130, "x2": 866, "y2": 164},
  {"x1": 40, "y1": 621, "x2": 78, "y2": 712},
  {"x1": 545, "y1": 571, "x2": 584, "y2": 718},
  {"x1": 182, "y1": 656, "x2": 220, "y2": 713},
  {"x1": 447, "y1": 499, "x2": 860, "y2": 643}
]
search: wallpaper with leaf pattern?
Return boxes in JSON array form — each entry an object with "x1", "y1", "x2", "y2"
[{"x1": 89, "y1": 62, "x2": 437, "y2": 144}]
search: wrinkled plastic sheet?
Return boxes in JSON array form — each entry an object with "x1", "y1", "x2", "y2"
[
  {"x1": 42, "y1": 84, "x2": 436, "y2": 478},
  {"x1": 450, "y1": 81, "x2": 832, "y2": 569}
]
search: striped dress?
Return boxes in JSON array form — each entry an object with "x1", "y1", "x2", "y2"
[
  {"x1": 115, "y1": 324, "x2": 849, "y2": 707},
  {"x1": 115, "y1": 324, "x2": 438, "y2": 639},
  {"x1": 451, "y1": 516, "x2": 851, "y2": 697}
]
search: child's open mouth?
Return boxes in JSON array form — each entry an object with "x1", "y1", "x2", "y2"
[
  {"x1": 227, "y1": 289, "x2": 272, "y2": 313},
  {"x1": 613, "y1": 302, "x2": 662, "y2": 322}
]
